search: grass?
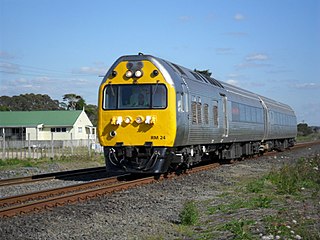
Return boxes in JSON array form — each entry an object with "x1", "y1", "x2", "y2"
[
  {"x1": 179, "y1": 201, "x2": 199, "y2": 226},
  {"x1": 0, "y1": 153, "x2": 105, "y2": 171},
  {"x1": 296, "y1": 132, "x2": 320, "y2": 142},
  {"x1": 176, "y1": 155, "x2": 320, "y2": 239}
]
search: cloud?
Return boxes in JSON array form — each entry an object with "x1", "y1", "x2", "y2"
[
  {"x1": 0, "y1": 51, "x2": 16, "y2": 59},
  {"x1": 246, "y1": 53, "x2": 269, "y2": 61},
  {"x1": 0, "y1": 62, "x2": 21, "y2": 74},
  {"x1": 226, "y1": 79, "x2": 239, "y2": 86},
  {"x1": 234, "y1": 13, "x2": 245, "y2": 21},
  {"x1": 178, "y1": 16, "x2": 192, "y2": 22},
  {"x1": 293, "y1": 82, "x2": 320, "y2": 89},
  {"x1": 72, "y1": 63, "x2": 107, "y2": 76},
  {"x1": 215, "y1": 48, "x2": 234, "y2": 55}
]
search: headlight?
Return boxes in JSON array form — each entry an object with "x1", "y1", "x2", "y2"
[
  {"x1": 125, "y1": 70, "x2": 133, "y2": 78},
  {"x1": 134, "y1": 70, "x2": 143, "y2": 78},
  {"x1": 124, "y1": 116, "x2": 132, "y2": 124},
  {"x1": 135, "y1": 115, "x2": 145, "y2": 124}
]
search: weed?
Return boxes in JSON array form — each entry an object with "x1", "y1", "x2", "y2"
[
  {"x1": 267, "y1": 156, "x2": 320, "y2": 195},
  {"x1": 179, "y1": 201, "x2": 199, "y2": 226},
  {"x1": 217, "y1": 219, "x2": 255, "y2": 240}
]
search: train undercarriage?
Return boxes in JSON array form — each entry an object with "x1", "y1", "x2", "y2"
[{"x1": 104, "y1": 138, "x2": 295, "y2": 174}]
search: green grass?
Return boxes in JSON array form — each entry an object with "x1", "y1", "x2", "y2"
[
  {"x1": 0, "y1": 153, "x2": 105, "y2": 171},
  {"x1": 217, "y1": 219, "x2": 255, "y2": 240},
  {"x1": 179, "y1": 201, "x2": 199, "y2": 226},
  {"x1": 177, "y1": 155, "x2": 320, "y2": 239}
]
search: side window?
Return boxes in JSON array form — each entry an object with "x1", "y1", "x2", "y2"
[
  {"x1": 197, "y1": 97, "x2": 202, "y2": 124},
  {"x1": 177, "y1": 93, "x2": 184, "y2": 112},
  {"x1": 191, "y1": 96, "x2": 197, "y2": 124},
  {"x1": 103, "y1": 85, "x2": 117, "y2": 109},
  {"x1": 213, "y1": 100, "x2": 218, "y2": 127},
  {"x1": 204, "y1": 103, "x2": 209, "y2": 125}
]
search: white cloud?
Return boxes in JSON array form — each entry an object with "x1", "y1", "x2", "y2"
[
  {"x1": 226, "y1": 79, "x2": 239, "y2": 86},
  {"x1": 215, "y1": 48, "x2": 234, "y2": 55},
  {"x1": 246, "y1": 53, "x2": 269, "y2": 61},
  {"x1": 178, "y1": 16, "x2": 192, "y2": 22},
  {"x1": 293, "y1": 82, "x2": 320, "y2": 89},
  {"x1": 0, "y1": 51, "x2": 15, "y2": 59},
  {"x1": 0, "y1": 62, "x2": 20, "y2": 73},
  {"x1": 234, "y1": 13, "x2": 245, "y2": 21},
  {"x1": 73, "y1": 64, "x2": 107, "y2": 76}
]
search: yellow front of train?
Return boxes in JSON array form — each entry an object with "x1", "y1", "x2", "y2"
[{"x1": 97, "y1": 56, "x2": 177, "y2": 173}]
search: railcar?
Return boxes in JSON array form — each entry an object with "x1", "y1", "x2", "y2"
[{"x1": 97, "y1": 54, "x2": 297, "y2": 174}]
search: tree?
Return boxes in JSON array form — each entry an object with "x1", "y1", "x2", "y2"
[
  {"x1": 0, "y1": 94, "x2": 62, "y2": 111},
  {"x1": 297, "y1": 123, "x2": 313, "y2": 136},
  {"x1": 62, "y1": 94, "x2": 83, "y2": 110},
  {"x1": 194, "y1": 69, "x2": 212, "y2": 78},
  {"x1": 85, "y1": 104, "x2": 98, "y2": 126}
]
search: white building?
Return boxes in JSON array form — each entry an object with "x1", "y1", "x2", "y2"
[{"x1": 0, "y1": 110, "x2": 96, "y2": 141}]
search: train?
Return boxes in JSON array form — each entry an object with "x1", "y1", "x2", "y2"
[{"x1": 97, "y1": 54, "x2": 297, "y2": 174}]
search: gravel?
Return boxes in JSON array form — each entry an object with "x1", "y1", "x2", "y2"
[{"x1": 0, "y1": 144, "x2": 319, "y2": 240}]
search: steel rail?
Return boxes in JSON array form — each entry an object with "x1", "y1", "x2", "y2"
[
  {"x1": 0, "y1": 176, "x2": 153, "y2": 218},
  {"x1": 0, "y1": 166, "x2": 106, "y2": 187}
]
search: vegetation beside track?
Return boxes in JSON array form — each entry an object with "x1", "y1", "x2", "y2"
[
  {"x1": 0, "y1": 154, "x2": 104, "y2": 172},
  {"x1": 176, "y1": 155, "x2": 320, "y2": 239}
]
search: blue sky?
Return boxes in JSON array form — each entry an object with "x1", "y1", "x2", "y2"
[{"x1": 0, "y1": 0, "x2": 319, "y2": 125}]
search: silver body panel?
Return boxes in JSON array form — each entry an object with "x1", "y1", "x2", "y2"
[{"x1": 103, "y1": 55, "x2": 297, "y2": 147}]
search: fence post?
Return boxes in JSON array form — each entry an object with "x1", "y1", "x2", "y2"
[
  {"x1": 51, "y1": 132, "x2": 54, "y2": 158},
  {"x1": 87, "y1": 133, "x2": 91, "y2": 157},
  {"x1": 28, "y1": 133, "x2": 31, "y2": 158},
  {"x1": 2, "y1": 129, "x2": 5, "y2": 160},
  {"x1": 70, "y1": 133, "x2": 73, "y2": 155}
]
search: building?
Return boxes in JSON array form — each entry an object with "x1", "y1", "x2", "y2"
[{"x1": 0, "y1": 110, "x2": 96, "y2": 141}]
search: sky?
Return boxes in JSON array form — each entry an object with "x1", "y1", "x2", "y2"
[{"x1": 0, "y1": 0, "x2": 319, "y2": 125}]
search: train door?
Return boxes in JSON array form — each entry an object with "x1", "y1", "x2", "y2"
[
  {"x1": 259, "y1": 97, "x2": 269, "y2": 140},
  {"x1": 220, "y1": 93, "x2": 229, "y2": 137},
  {"x1": 176, "y1": 81, "x2": 190, "y2": 145}
]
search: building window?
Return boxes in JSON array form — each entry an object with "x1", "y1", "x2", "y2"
[
  {"x1": 51, "y1": 127, "x2": 67, "y2": 132},
  {"x1": 78, "y1": 127, "x2": 82, "y2": 133}
]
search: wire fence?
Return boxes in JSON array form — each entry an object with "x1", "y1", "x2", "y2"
[{"x1": 1, "y1": 137, "x2": 103, "y2": 160}]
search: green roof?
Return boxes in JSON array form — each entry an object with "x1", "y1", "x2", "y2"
[{"x1": 0, "y1": 110, "x2": 83, "y2": 127}]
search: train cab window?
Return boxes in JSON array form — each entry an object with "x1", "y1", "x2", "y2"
[
  {"x1": 102, "y1": 84, "x2": 167, "y2": 110},
  {"x1": 152, "y1": 85, "x2": 167, "y2": 108},
  {"x1": 103, "y1": 85, "x2": 117, "y2": 109}
]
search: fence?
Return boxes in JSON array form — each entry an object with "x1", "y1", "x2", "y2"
[{"x1": 1, "y1": 136, "x2": 103, "y2": 160}]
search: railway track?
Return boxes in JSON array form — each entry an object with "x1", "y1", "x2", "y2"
[
  {"x1": 0, "y1": 141, "x2": 319, "y2": 218},
  {"x1": 0, "y1": 166, "x2": 106, "y2": 187}
]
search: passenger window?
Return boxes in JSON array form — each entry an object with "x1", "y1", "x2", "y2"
[{"x1": 213, "y1": 100, "x2": 218, "y2": 127}]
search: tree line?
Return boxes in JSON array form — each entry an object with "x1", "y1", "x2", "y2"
[{"x1": 0, "y1": 93, "x2": 97, "y2": 126}]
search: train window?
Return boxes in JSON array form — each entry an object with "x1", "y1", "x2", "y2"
[
  {"x1": 177, "y1": 93, "x2": 183, "y2": 112},
  {"x1": 213, "y1": 100, "x2": 218, "y2": 127},
  {"x1": 171, "y1": 63, "x2": 186, "y2": 76},
  {"x1": 102, "y1": 84, "x2": 167, "y2": 110},
  {"x1": 197, "y1": 101, "x2": 202, "y2": 124},
  {"x1": 103, "y1": 85, "x2": 118, "y2": 109},
  {"x1": 152, "y1": 85, "x2": 167, "y2": 108},
  {"x1": 192, "y1": 100, "x2": 197, "y2": 124},
  {"x1": 204, "y1": 104, "x2": 209, "y2": 124},
  {"x1": 232, "y1": 102, "x2": 240, "y2": 122}
]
